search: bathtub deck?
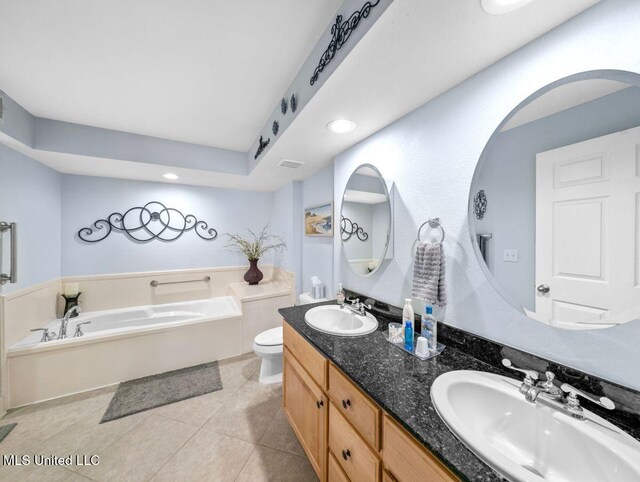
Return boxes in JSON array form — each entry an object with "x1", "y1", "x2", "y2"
[{"x1": 0, "y1": 353, "x2": 317, "y2": 482}]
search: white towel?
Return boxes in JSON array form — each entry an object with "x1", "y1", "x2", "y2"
[{"x1": 412, "y1": 241, "x2": 447, "y2": 306}]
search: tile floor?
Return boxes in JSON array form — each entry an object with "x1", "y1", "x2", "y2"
[{"x1": 0, "y1": 353, "x2": 318, "y2": 482}]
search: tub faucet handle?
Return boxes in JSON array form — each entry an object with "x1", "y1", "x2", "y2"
[
  {"x1": 74, "y1": 321, "x2": 92, "y2": 338},
  {"x1": 31, "y1": 327, "x2": 56, "y2": 342}
]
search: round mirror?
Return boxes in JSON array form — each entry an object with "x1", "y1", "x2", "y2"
[
  {"x1": 341, "y1": 164, "x2": 391, "y2": 278},
  {"x1": 470, "y1": 70, "x2": 640, "y2": 330}
]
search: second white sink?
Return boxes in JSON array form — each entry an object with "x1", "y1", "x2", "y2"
[
  {"x1": 431, "y1": 370, "x2": 640, "y2": 482},
  {"x1": 305, "y1": 305, "x2": 378, "y2": 336}
]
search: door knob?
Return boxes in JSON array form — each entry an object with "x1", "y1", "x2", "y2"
[{"x1": 537, "y1": 284, "x2": 550, "y2": 294}]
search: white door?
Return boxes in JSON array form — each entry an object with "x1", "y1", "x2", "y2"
[{"x1": 535, "y1": 125, "x2": 640, "y2": 327}]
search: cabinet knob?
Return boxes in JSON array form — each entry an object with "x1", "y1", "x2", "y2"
[
  {"x1": 341, "y1": 399, "x2": 351, "y2": 409},
  {"x1": 342, "y1": 449, "x2": 351, "y2": 460},
  {"x1": 316, "y1": 400, "x2": 324, "y2": 409}
]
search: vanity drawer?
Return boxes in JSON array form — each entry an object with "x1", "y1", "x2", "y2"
[
  {"x1": 382, "y1": 415, "x2": 458, "y2": 482},
  {"x1": 329, "y1": 403, "x2": 380, "y2": 482},
  {"x1": 328, "y1": 451, "x2": 351, "y2": 482},
  {"x1": 329, "y1": 363, "x2": 380, "y2": 449},
  {"x1": 283, "y1": 321, "x2": 327, "y2": 389}
]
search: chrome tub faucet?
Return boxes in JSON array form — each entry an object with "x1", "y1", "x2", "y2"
[{"x1": 58, "y1": 306, "x2": 81, "y2": 339}]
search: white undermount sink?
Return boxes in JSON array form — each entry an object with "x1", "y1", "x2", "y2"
[
  {"x1": 431, "y1": 370, "x2": 640, "y2": 482},
  {"x1": 304, "y1": 305, "x2": 378, "y2": 336}
]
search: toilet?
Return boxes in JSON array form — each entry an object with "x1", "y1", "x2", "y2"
[{"x1": 253, "y1": 291, "x2": 329, "y2": 384}]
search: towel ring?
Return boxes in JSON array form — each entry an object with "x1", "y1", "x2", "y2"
[{"x1": 417, "y1": 218, "x2": 445, "y2": 244}]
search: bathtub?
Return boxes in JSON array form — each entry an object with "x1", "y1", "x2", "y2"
[
  {"x1": 7, "y1": 297, "x2": 243, "y2": 407},
  {"x1": 11, "y1": 297, "x2": 241, "y2": 350}
]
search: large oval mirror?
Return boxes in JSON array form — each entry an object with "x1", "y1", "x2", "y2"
[
  {"x1": 341, "y1": 164, "x2": 391, "y2": 278},
  {"x1": 470, "y1": 70, "x2": 640, "y2": 330}
]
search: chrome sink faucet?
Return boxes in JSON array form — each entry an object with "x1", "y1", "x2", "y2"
[
  {"x1": 58, "y1": 306, "x2": 81, "y2": 339},
  {"x1": 340, "y1": 297, "x2": 372, "y2": 316},
  {"x1": 502, "y1": 358, "x2": 615, "y2": 420}
]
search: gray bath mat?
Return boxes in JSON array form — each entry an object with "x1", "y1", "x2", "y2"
[
  {"x1": 101, "y1": 361, "x2": 222, "y2": 423},
  {"x1": 0, "y1": 423, "x2": 17, "y2": 443}
]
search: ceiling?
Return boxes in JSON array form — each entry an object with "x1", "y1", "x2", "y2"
[
  {"x1": 0, "y1": 0, "x2": 342, "y2": 151},
  {"x1": 502, "y1": 79, "x2": 630, "y2": 131},
  {"x1": 0, "y1": 0, "x2": 600, "y2": 191}
]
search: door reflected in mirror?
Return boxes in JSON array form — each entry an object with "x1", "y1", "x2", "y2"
[
  {"x1": 341, "y1": 164, "x2": 391, "y2": 278},
  {"x1": 470, "y1": 70, "x2": 640, "y2": 330}
]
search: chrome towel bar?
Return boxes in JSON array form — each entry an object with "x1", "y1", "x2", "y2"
[
  {"x1": 150, "y1": 276, "x2": 211, "y2": 288},
  {"x1": 0, "y1": 221, "x2": 17, "y2": 285}
]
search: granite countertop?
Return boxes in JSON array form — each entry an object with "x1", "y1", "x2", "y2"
[{"x1": 279, "y1": 301, "x2": 507, "y2": 482}]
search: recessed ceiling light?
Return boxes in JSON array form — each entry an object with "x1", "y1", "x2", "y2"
[
  {"x1": 162, "y1": 173, "x2": 179, "y2": 180},
  {"x1": 481, "y1": 0, "x2": 534, "y2": 15},
  {"x1": 327, "y1": 119, "x2": 356, "y2": 134}
]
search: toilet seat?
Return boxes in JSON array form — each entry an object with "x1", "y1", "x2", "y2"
[{"x1": 254, "y1": 326, "x2": 283, "y2": 347}]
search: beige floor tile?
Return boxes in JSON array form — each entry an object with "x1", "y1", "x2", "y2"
[
  {"x1": 259, "y1": 408, "x2": 305, "y2": 457},
  {"x1": 0, "y1": 462, "x2": 75, "y2": 482},
  {"x1": 32, "y1": 410, "x2": 148, "y2": 470},
  {"x1": 151, "y1": 385, "x2": 239, "y2": 427},
  {"x1": 235, "y1": 445, "x2": 318, "y2": 482},
  {"x1": 0, "y1": 389, "x2": 117, "y2": 455},
  {"x1": 63, "y1": 472, "x2": 95, "y2": 481},
  {"x1": 218, "y1": 353, "x2": 261, "y2": 388},
  {"x1": 151, "y1": 429, "x2": 255, "y2": 482},
  {"x1": 76, "y1": 414, "x2": 196, "y2": 482},
  {"x1": 200, "y1": 381, "x2": 282, "y2": 443}
]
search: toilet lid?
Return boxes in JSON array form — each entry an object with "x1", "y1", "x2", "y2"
[{"x1": 255, "y1": 327, "x2": 283, "y2": 346}]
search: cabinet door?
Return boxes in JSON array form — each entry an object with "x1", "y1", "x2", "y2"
[
  {"x1": 284, "y1": 349, "x2": 327, "y2": 480},
  {"x1": 382, "y1": 415, "x2": 458, "y2": 482}
]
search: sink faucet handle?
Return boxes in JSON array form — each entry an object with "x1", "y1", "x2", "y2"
[
  {"x1": 560, "y1": 383, "x2": 615, "y2": 411},
  {"x1": 502, "y1": 359, "x2": 539, "y2": 385}
]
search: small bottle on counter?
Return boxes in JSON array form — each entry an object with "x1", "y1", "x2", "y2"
[
  {"x1": 403, "y1": 299, "x2": 414, "y2": 351},
  {"x1": 336, "y1": 283, "x2": 345, "y2": 305},
  {"x1": 421, "y1": 305, "x2": 438, "y2": 352}
]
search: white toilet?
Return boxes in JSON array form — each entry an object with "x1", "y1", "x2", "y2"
[{"x1": 253, "y1": 292, "x2": 328, "y2": 384}]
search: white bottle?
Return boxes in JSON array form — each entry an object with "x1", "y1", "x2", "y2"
[
  {"x1": 402, "y1": 299, "x2": 415, "y2": 351},
  {"x1": 336, "y1": 283, "x2": 345, "y2": 305}
]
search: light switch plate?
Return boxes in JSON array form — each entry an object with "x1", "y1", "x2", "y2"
[{"x1": 503, "y1": 249, "x2": 519, "y2": 262}]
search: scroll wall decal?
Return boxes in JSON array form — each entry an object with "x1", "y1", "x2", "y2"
[
  {"x1": 78, "y1": 201, "x2": 218, "y2": 243},
  {"x1": 473, "y1": 190, "x2": 488, "y2": 220},
  {"x1": 341, "y1": 215, "x2": 368, "y2": 242},
  {"x1": 310, "y1": 0, "x2": 381, "y2": 86}
]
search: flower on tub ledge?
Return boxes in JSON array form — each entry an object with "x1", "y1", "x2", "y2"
[{"x1": 224, "y1": 225, "x2": 287, "y2": 285}]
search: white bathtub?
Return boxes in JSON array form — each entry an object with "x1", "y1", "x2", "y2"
[
  {"x1": 7, "y1": 297, "x2": 244, "y2": 407},
  {"x1": 10, "y1": 297, "x2": 241, "y2": 350}
]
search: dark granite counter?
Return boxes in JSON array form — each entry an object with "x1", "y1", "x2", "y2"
[{"x1": 279, "y1": 300, "x2": 507, "y2": 482}]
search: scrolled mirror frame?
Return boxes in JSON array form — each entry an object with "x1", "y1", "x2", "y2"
[
  {"x1": 468, "y1": 69, "x2": 640, "y2": 329},
  {"x1": 341, "y1": 163, "x2": 392, "y2": 279}
]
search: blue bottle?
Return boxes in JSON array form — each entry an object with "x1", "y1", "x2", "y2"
[{"x1": 403, "y1": 299, "x2": 414, "y2": 351}]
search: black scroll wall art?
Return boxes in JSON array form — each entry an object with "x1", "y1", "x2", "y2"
[
  {"x1": 341, "y1": 215, "x2": 368, "y2": 242},
  {"x1": 78, "y1": 202, "x2": 218, "y2": 243},
  {"x1": 310, "y1": 0, "x2": 381, "y2": 86},
  {"x1": 473, "y1": 190, "x2": 488, "y2": 220},
  {"x1": 254, "y1": 135, "x2": 270, "y2": 160}
]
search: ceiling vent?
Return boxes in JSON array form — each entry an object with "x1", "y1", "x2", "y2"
[{"x1": 278, "y1": 159, "x2": 305, "y2": 169}]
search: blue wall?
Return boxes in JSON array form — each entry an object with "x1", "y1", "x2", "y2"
[
  {"x1": 61, "y1": 175, "x2": 274, "y2": 276},
  {"x1": 0, "y1": 144, "x2": 61, "y2": 293},
  {"x1": 333, "y1": 0, "x2": 640, "y2": 390},
  {"x1": 301, "y1": 164, "x2": 334, "y2": 295}
]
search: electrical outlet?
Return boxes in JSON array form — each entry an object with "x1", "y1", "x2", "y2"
[{"x1": 503, "y1": 249, "x2": 519, "y2": 262}]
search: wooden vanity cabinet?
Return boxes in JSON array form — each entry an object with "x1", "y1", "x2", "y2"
[
  {"x1": 283, "y1": 320, "x2": 459, "y2": 482},
  {"x1": 283, "y1": 349, "x2": 327, "y2": 480}
]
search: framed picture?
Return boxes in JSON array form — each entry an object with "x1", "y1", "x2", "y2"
[{"x1": 305, "y1": 202, "x2": 334, "y2": 237}]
